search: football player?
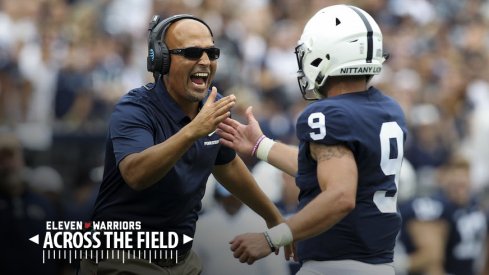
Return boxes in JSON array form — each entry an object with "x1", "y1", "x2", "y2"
[{"x1": 218, "y1": 4, "x2": 407, "y2": 275}]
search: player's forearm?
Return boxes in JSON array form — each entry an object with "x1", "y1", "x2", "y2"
[
  {"x1": 119, "y1": 126, "x2": 199, "y2": 190},
  {"x1": 265, "y1": 142, "x2": 298, "y2": 177},
  {"x1": 286, "y1": 188, "x2": 355, "y2": 241},
  {"x1": 262, "y1": 188, "x2": 354, "y2": 251}
]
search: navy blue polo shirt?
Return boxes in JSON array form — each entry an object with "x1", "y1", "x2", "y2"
[{"x1": 92, "y1": 79, "x2": 236, "y2": 241}]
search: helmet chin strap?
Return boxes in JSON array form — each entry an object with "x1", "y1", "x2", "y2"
[
  {"x1": 311, "y1": 90, "x2": 323, "y2": 99},
  {"x1": 314, "y1": 76, "x2": 331, "y2": 99},
  {"x1": 314, "y1": 85, "x2": 328, "y2": 99},
  {"x1": 315, "y1": 65, "x2": 334, "y2": 99}
]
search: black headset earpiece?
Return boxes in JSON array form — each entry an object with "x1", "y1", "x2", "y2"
[{"x1": 146, "y1": 14, "x2": 213, "y2": 80}]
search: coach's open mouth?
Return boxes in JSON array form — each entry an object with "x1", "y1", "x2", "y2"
[{"x1": 190, "y1": 72, "x2": 209, "y2": 87}]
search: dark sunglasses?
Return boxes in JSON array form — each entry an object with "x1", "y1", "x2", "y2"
[{"x1": 169, "y1": 47, "x2": 220, "y2": 60}]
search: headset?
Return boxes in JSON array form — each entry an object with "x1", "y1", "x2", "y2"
[{"x1": 146, "y1": 14, "x2": 214, "y2": 79}]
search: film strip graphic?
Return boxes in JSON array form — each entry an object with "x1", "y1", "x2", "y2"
[{"x1": 42, "y1": 249, "x2": 180, "y2": 264}]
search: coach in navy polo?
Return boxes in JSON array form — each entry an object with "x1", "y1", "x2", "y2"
[{"x1": 82, "y1": 15, "x2": 283, "y2": 275}]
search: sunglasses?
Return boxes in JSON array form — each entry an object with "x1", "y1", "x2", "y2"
[{"x1": 169, "y1": 47, "x2": 220, "y2": 60}]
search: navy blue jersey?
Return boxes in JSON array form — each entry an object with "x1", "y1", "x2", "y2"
[
  {"x1": 295, "y1": 86, "x2": 407, "y2": 264},
  {"x1": 435, "y1": 192, "x2": 486, "y2": 275},
  {"x1": 92, "y1": 79, "x2": 235, "y2": 247}
]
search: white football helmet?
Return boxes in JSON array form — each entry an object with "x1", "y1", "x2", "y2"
[{"x1": 295, "y1": 5, "x2": 388, "y2": 100}]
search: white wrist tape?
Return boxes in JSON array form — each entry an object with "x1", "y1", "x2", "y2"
[
  {"x1": 266, "y1": 223, "x2": 293, "y2": 248},
  {"x1": 256, "y1": 137, "x2": 275, "y2": 162}
]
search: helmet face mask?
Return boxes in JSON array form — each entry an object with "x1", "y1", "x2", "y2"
[
  {"x1": 295, "y1": 5, "x2": 386, "y2": 100},
  {"x1": 295, "y1": 43, "x2": 317, "y2": 100},
  {"x1": 295, "y1": 42, "x2": 325, "y2": 100}
]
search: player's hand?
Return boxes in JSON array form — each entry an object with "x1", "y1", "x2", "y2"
[
  {"x1": 217, "y1": 106, "x2": 264, "y2": 156},
  {"x1": 229, "y1": 232, "x2": 273, "y2": 265},
  {"x1": 284, "y1": 242, "x2": 298, "y2": 262},
  {"x1": 188, "y1": 86, "x2": 236, "y2": 138}
]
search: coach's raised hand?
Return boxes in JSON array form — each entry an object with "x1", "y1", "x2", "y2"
[{"x1": 187, "y1": 86, "x2": 236, "y2": 139}]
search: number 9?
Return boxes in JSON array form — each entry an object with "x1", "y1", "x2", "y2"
[{"x1": 374, "y1": 121, "x2": 404, "y2": 213}]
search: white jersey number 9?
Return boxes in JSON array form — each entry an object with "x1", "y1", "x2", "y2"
[
  {"x1": 308, "y1": 112, "x2": 326, "y2": 140},
  {"x1": 374, "y1": 121, "x2": 404, "y2": 213}
]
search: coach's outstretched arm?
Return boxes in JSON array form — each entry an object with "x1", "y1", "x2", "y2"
[{"x1": 218, "y1": 106, "x2": 298, "y2": 176}]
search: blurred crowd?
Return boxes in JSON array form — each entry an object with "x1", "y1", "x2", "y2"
[{"x1": 1, "y1": 0, "x2": 489, "y2": 274}]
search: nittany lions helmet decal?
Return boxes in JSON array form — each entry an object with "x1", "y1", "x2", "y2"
[{"x1": 295, "y1": 5, "x2": 388, "y2": 100}]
